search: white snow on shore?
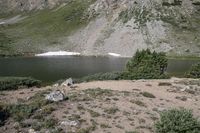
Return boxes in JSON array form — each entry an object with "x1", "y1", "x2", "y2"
[
  {"x1": 35, "y1": 51, "x2": 81, "y2": 56},
  {"x1": 108, "y1": 53, "x2": 121, "y2": 57},
  {"x1": 0, "y1": 22, "x2": 5, "y2": 25}
]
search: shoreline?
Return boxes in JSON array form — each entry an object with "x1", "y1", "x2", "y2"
[{"x1": 1, "y1": 51, "x2": 200, "y2": 60}]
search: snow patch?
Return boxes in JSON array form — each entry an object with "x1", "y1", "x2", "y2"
[
  {"x1": 0, "y1": 22, "x2": 5, "y2": 25},
  {"x1": 108, "y1": 53, "x2": 121, "y2": 57},
  {"x1": 35, "y1": 51, "x2": 81, "y2": 56}
]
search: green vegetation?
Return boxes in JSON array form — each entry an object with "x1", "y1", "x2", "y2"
[
  {"x1": 68, "y1": 88, "x2": 114, "y2": 102},
  {"x1": 83, "y1": 88, "x2": 113, "y2": 97},
  {"x1": 0, "y1": 0, "x2": 96, "y2": 55},
  {"x1": 122, "y1": 49, "x2": 168, "y2": 80},
  {"x1": 141, "y1": 92, "x2": 156, "y2": 98},
  {"x1": 104, "y1": 107, "x2": 119, "y2": 115},
  {"x1": 119, "y1": 7, "x2": 154, "y2": 26},
  {"x1": 186, "y1": 62, "x2": 200, "y2": 78},
  {"x1": 73, "y1": 49, "x2": 169, "y2": 82},
  {"x1": 4, "y1": 91, "x2": 51, "y2": 122},
  {"x1": 75, "y1": 72, "x2": 121, "y2": 83},
  {"x1": 0, "y1": 104, "x2": 8, "y2": 126},
  {"x1": 155, "y1": 109, "x2": 200, "y2": 133},
  {"x1": 88, "y1": 109, "x2": 100, "y2": 117},
  {"x1": 0, "y1": 77, "x2": 41, "y2": 91},
  {"x1": 0, "y1": 32, "x2": 14, "y2": 55},
  {"x1": 130, "y1": 100, "x2": 146, "y2": 107},
  {"x1": 158, "y1": 82, "x2": 172, "y2": 86},
  {"x1": 6, "y1": 104, "x2": 37, "y2": 122},
  {"x1": 100, "y1": 123, "x2": 111, "y2": 128}
]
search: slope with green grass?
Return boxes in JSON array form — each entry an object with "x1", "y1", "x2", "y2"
[{"x1": 0, "y1": 0, "x2": 96, "y2": 56}]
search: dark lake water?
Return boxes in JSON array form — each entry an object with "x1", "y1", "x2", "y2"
[{"x1": 0, "y1": 56, "x2": 199, "y2": 83}]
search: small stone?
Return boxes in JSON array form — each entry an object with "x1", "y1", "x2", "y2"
[
  {"x1": 180, "y1": 88, "x2": 186, "y2": 92},
  {"x1": 53, "y1": 83, "x2": 59, "y2": 87},
  {"x1": 60, "y1": 120, "x2": 80, "y2": 127},
  {"x1": 29, "y1": 129, "x2": 37, "y2": 133},
  {"x1": 157, "y1": 107, "x2": 166, "y2": 112}
]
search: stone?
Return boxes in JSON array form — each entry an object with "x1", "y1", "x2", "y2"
[
  {"x1": 60, "y1": 120, "x2": 80, "y2": 127},
  {"x1": 29, "y1": 129, "x2": 37, "y2": 133},
  {"x1": 45, "y1": 90, "x2": 65, "y2": 102},
  {"x1": 61, "y1": 78, "x2": 73, "y2": 87},
  {"x1": 53, "y1": 83, "x2": 59, "y2": 87}
]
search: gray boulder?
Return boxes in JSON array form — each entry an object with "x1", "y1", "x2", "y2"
[
  {"x1": 45, "y1": 90, "x2": 65, "y2": 102},
  {"x1": 61, "y1": 78, "x2": 73, "y2": 87}
]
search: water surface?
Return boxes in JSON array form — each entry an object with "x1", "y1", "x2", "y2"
[{"x1": 0, "y1": 56, "x2": 199, "y2": 83}]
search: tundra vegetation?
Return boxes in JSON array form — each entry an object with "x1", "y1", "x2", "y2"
[
  {"x1": 186, "y1": 62, "x2": 200, "y2": 78},
  {"x1": 0, "y1": 77, "x2": 41, "y2": 91},
  {"x1": 155, "y1": 109, "x2": 200, "y2": 133}
]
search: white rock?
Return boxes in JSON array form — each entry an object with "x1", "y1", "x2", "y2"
[
  {"x1": 53, "y1": 83, "x2": 59, "y2": 87},
  {"x1": 29, "y1": 129, "x2": 37, "y2": 133},
  {"x1": 61, "y1": 78, "x2": 73, "y2": 87},
  {"x1": 60, "y1": 120, "x2": 80, "y2": 127},
  {"x1": 45, "y1": 90, "x2": 65, "y2": 102}
]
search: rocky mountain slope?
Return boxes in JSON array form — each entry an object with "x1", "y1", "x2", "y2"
[{"x1": 0, "y1": 0, "x2": 200, "y2": 57}]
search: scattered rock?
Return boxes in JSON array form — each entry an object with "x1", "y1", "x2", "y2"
[
  {"x1": 13, "y1": 122, "x2": 20, "y2": 129},
  {"x1": 29, "y1": 129, "x2": 37, "y2": 133},
  {"x1": 45, "y1": 90, "x2": 65, "y2": 102},
  {"x1": 61, "y1": 78, "x2": 73, "y2": 87},
  {"x1": 60, "y1": 120, "x2": 80, "y2": 127},
  {"x1": 155, "y1": 107, "x2": 166, "y2": 112},
  {"x1": 53, "y1": 83, "x2": 59, "y2": 87}
]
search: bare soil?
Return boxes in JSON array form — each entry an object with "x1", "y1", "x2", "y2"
[{"x1": 0, "y1": 78, "x2": 200, "y2": 133}]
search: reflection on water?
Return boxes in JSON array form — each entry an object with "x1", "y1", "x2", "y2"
[
  {"x1": 0, "y1": 56, "x2": 199, "y2": 82},
  {"x1": 0, "y1": 56, "x2": 128, "y2": 82}
]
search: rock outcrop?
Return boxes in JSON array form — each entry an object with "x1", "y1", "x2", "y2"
[{"x1": 0, "y1": 0, "x2": 200, "y2": 57}]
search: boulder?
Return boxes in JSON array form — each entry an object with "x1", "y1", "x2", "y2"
[
  {"x1": 61, "y1": 78, "x2": 73, "y2": 87},
  {"x1": 45, "y1": 90, "x2": 65, "y2": 102}
]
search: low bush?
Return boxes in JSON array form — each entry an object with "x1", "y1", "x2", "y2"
[
  {"x1": 0, "y1": 104, "x2": 9, "y2": 126},
  {"x1": 0, "y1": 77, "x2": 41, "y2": 91},
  {"x1": 1, "y1": 90, "x2": 51, "y2": 122},
  {"x1": 6, "y1": 104, "x2": 37, "y2": 122},
  {"x1": 122, "y1": 49, "x2": 168, "y2": 80},
  {"x1": 141, "y1": 92, "x2": 156, "y2": 98},
  {"x1": 186, "y1": 62, "x2": 200, "y2": 78},
  {"x1": 74, "y1": 72, "x2": 122, "y2": 83},
  {"x1": 155, "y1": 108, "x2": 200, "y2": 133}
]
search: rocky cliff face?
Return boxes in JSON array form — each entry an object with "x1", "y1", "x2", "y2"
[{"x1": 0, "y1": 0, "x2": 200, "y2": 57}]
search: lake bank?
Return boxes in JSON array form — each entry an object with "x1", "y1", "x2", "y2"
[{"x1": 0, "y1": 78, "x2": 200, "y2": 133}]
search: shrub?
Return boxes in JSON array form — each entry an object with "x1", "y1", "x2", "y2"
[
  {"x1": 122, "y1": 49, "x2": 168, "y2": 80},
  {"x1": 0, "y1": 104, "x2": 9, "y2": 126},
  {"x1": 6, "y1": 104, "x2": 37, "y2": 122},
  {"x1": 155, "y1": 109, "x2": 200, "y2": 133},
  {"x1": 104, "y1": 107, "x2": 119, "y2": 115},
  {"x1": 2, "y1": 90, "x2": 51, "y2": 122},
  {"x1": 186, "y1": 63, "x2": 200, "y2": 78},
  {"x1": 0, "y1": 77, "x2": 41, "y2": 91},
  {"x1": 141, "y1": 92, "x2": 156, "y2": 98},
  {"x1": 74, "y1": 72, "x2": 121, "y2": 83}
]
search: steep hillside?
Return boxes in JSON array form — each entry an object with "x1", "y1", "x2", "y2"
[
  {"x1": 0, "y1": 0, "x2": 67, "y2": 14},
  {"x1": 0, "y1": 0, "x2": 200, "y2": 57}
]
